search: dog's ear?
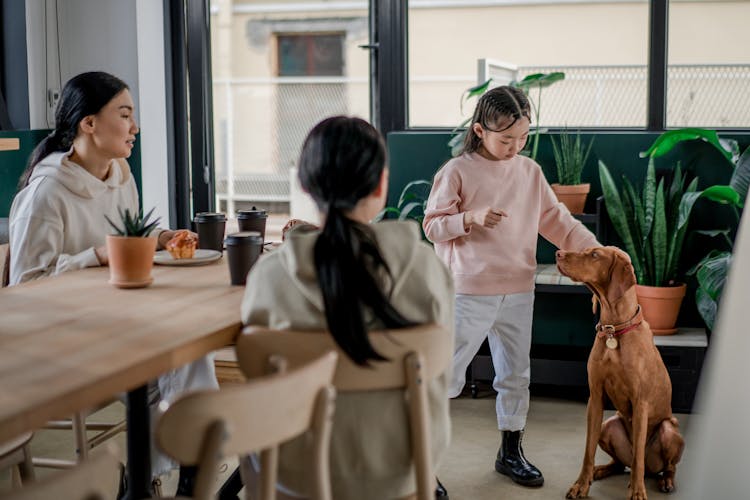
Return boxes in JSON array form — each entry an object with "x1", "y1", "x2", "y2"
[{"x1": 606, "y1": 252, "x2": 637, "y2": 303}]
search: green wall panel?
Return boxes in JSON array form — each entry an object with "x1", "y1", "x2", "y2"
[
  {"x1": 387, "y1": 130, "x2": 750, "y2": 343},
  {"x1": 0, "y1": 130, "x2": 143, "y2": 218}
]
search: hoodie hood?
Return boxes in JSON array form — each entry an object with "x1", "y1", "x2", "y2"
[
  {"x1": 277, "y1": 220, "x2": 422, "y2": 312},
  {"x1": 29, "y1": 150, "x2": 132, "y2": 199}
]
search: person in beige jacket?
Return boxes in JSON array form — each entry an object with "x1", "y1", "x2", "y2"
[
  {"x1": 9, "y1": 71, "x2": 216, "y2": 495},
  {"x1": 241, "y1": 116, "x2": 454, "y2": 500}
]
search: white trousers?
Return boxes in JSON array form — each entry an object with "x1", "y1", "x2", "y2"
[
  {"x1": 149, "y1": 354, "x2": 219, "y2": 477},
  {"x1": 448, "y1": 292, "x2": 534, "y2": 431}
]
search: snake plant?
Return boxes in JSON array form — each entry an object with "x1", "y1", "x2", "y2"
[
  {"x1": 599, "y1": 128, "x2": 746, "y2": 304},
  {"x1": 550, "y1": 129, "x2": 594, "y2": 185},
  {"x1": 105, "y1": 206, "x2": 161, "y2": 237}
]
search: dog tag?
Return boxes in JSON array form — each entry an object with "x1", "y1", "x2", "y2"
[{"x1": 606, "y1": 336, "x2": 618, "y2": 350}]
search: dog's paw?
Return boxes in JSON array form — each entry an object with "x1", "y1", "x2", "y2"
[
  {"x1": 628, "y1": 483, "x2": 648, "y2": 500},
  {"x1": 566, "y1": 480, "x2": 591, "y2": 498},
  {"x1": 658, "y1": 474, "x2": 675, "y2": 493}
]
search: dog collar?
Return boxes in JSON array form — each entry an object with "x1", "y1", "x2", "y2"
[{"x1": 596, "y1": 305, "x2": 643, "y2": 349}]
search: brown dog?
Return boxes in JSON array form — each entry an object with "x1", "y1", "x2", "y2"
[{"x1": 556, "y1": 246, "x2": 684, "y2": 500}]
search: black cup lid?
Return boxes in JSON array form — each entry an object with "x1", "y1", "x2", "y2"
[
  {"x1": 194, "y1": 212, "x2": 227, "y2": 222},
  {"x1": 224, "y1": 231, "x2": 263, "y2": 245},
  {"x1": 236, "y1": 206, "x2": 267, "y2": 219}
]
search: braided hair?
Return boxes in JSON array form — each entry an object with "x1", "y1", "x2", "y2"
[
  {"x1": 462, "y1": 85, "x2": 531, "y2": 155},
  {"x1": 298, "y1": 116, "x2": 417, "y2": 365},
  {"x1": 19, "y1": 71, "x2": 129, "y2": 189}
]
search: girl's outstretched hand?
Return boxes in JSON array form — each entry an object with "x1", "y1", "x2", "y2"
[{"x1": 464, "y1": 207, "x2": 508, "y2": 229}]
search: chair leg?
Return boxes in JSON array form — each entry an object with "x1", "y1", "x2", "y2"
[
  {"x1": 9, "y1": 444, "x2": 35, "y2": 489},
  {"x1": 19, "y1": 443, "x2": 35, "y2": 483},
  {"x1": 73, "y1": 411, "x2": 89, "y2": 460}
]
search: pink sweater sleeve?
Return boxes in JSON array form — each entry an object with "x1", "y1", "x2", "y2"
[
  {"x1": 422, "y1": 167, "x2": 469, "y2": 243},
  {"x1": 537, "y1": 175, "x2": 601, "y2": 251}
]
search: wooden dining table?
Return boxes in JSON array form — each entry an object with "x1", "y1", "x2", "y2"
[{"x1": 0, "y1": 259, "x2": 245, "y2": 499}]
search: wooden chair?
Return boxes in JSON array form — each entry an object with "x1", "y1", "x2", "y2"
[
  {"x1": 0, "y1": 224, "x2": 126, "y2": 468},
  {"x1": 237, "y1": 324, "x2": 452, "y2": 500},
  {"x1": 4, "y1": 443, "x2": 121, "y2": 500},
  {"x1": 156, "y1": 351, "x2": 338, "y2": 500},
  {"x1": 0, "y1": 432, "x2": 35, "y2": 490}
]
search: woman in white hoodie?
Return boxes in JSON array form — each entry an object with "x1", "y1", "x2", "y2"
[{"x1": 9, "y1": 71, "x2": 215, "y2": 495}]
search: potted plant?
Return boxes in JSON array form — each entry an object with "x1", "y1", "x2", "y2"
[
  {"x1": 105, "y1": 207, "x2": 161, "y2": 288},
  {"x1": 374, "y1": 180, "x2": 432, "y2": 241},
  {"x1": 447, "y1": 72, "x2": 565, "y2": 158},
  {"x1": 645, "y1": 129, "x2": 749, "y2": 330},
  {"x1": 599, "y1": 129, "x2": 742, "y2": 333},
  {"x1": 549, "y1": 129, "x2": 594, "y2": 214}
]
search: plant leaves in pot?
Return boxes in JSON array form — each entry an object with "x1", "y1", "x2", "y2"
[
  {"x1": 599, "y1": 130, "x2": 741, "y2": 334},
  {"x1": 104, "y1": 206, "x2": 161, "y2": 288},
  {"x1": 549, "y1": 128, "x2": 594, "y2": 214}
]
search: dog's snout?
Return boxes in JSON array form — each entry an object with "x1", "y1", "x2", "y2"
[{"x1": 556, "y1": 250, "x2": 565, "y2": 260}]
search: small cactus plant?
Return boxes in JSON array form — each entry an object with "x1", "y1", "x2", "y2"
[{"x1": 105, "y1": 207, "x2": 161, "y2": 237}]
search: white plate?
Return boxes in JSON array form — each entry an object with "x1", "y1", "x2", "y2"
[{"x1": 154, "y1": 249, "x2": 222, "y2": 266}]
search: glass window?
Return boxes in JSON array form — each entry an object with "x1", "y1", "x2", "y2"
[
  {"x1": 667, "y1": 0, "x2": 750, "y2": 128},
  {"x1": 278, "y1": 34, "x2": 345, "y2": 77},
  {"x1": 407, "y1": 0, "x2": 649, "y2": 128},
  {"x1": 210, "y1": 1, "x2": 370, "y2": 222}
]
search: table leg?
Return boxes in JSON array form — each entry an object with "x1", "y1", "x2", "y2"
[{"x1": 124, "y1": 385, "x2": 154, "y2": 500}]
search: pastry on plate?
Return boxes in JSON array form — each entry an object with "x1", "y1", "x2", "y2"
[{"x1": 166, "y1": 230, "x2": 198, "y2": 259}]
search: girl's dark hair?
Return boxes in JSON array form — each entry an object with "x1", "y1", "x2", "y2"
[
  {"x1": 462, "y1": 85, "x2": 531, "y2": 154},
  {"x1": 19, "y1": 71, "x2": 129, "y2": 189},
  {"x1": 298, "y1": 116, "x2": 416, "y2": 365}
]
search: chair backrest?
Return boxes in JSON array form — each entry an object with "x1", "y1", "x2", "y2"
[
  {"x1": 4, "y1": 443, "x2": 121, "y2": 500},
  {"x1": 236, "y1": 324, "x2": 452, "y2": 500},
  {"x1": 157, "y1": 351, "x2": 338, "y2": 500}
]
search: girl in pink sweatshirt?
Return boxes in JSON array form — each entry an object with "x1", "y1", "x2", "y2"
[{"x1": 423, "y1": 85, "x2": 600, "y2": 489}]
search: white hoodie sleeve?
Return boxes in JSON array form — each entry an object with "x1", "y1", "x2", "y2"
[{"x1": 9, "y1": 213, "x2": 100, "y2": 285}]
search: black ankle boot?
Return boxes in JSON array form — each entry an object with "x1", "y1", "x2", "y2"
[
  {"x1": 435, "y1": 477, "x2": 449, "y2": 498},
  {"x1": 494, "y1": 430, "x2": 544, "y2": 487},
  {"x1": 175, "y1": 465, "x2": 198, "y2": 497}
]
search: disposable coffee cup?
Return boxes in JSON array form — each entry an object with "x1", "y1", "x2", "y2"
[
  {"x1": 193, "y1": 212, "x2": 227, "y2": 253},
  {"x1": 236, "y1": 207, "x2": 268, "y2": 242},
  {"x1": 224, "y1": 231, "x2": 263, "y2": 286}
]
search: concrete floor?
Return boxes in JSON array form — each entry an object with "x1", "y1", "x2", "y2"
[
  {"x1": 440, "y1": 394, "x2": 691, "y2": 500},
  {"x1": 1, "y1": 391, "x2": 692, "y2": 499}
]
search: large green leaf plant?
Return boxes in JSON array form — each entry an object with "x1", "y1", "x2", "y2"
[
  {"x1": 653, "y1": 130, "x2": 749, "y2": 330},
  {"x1": 599, "y1": 129, "x2": 749, "y2": 329},
  {"x1": 373, "y1": 180, "x2": 432, "y2": 241}
]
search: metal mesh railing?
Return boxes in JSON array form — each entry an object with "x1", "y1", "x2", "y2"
[
  {"x1": 517, "y1": 64, "x2": 750, "y2": 128},
  {"x1": 666, "y1": 65, "x2": 750, "y2": 128},
  {"x1": 517, "y1": 65, "x2": 648, "y2": 127},
  {"x1": 215, "y1": 65, "x2": 750, "y2": 204},
  {"x1": 212, "y1": 77, "x2": 369, "y2": 212}
]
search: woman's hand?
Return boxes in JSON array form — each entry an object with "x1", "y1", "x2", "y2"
[
  {"x1": 464, "y1": 207, "x2": 508, "y2": 229},
  {"x1": 157, "y1": 229, "x2": 197, "y2": 250},
  {"x1": 94, "y1": 245, "x2": 109, "y2": 265}
]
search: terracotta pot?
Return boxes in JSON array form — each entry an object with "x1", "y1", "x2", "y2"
[
  {"x1": 635, "y1": 283, "x2": 687, "y2": 335},
  {"x1": 551, "y1": 183, "x2": 590, "y2": 214},
  {"x1": 106, "y1": 235, "x2": 158, "y2": 289}
]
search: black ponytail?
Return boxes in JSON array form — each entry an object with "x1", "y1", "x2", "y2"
[
  {"x1": 19, "y1": 71, "x2": 129, "y2": 189},
  {"x1": 299, "y1": 116, "x2": 416, "y2": 365}
]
